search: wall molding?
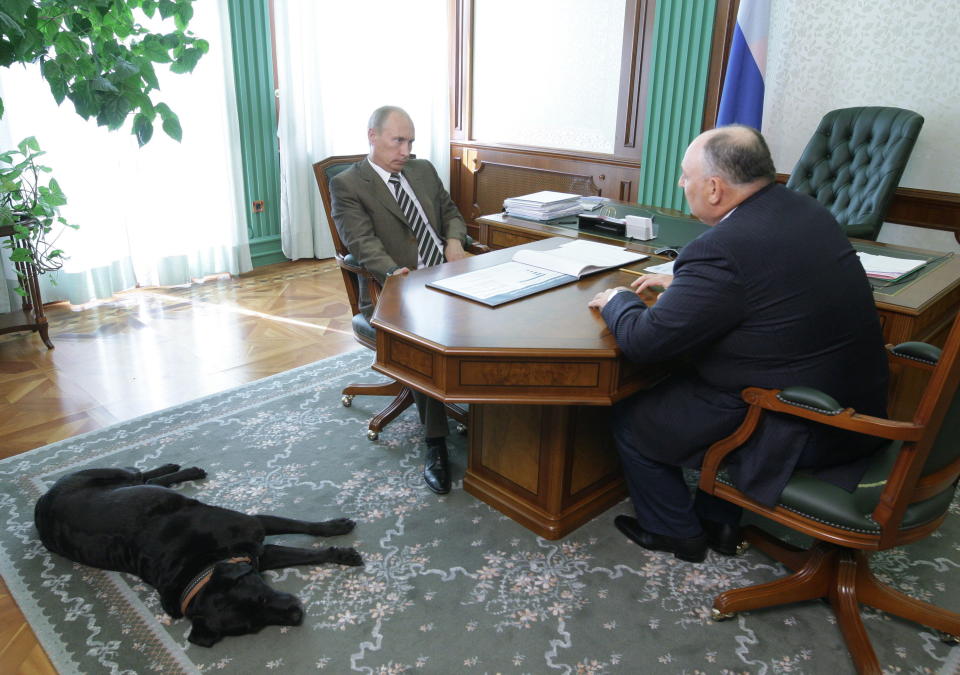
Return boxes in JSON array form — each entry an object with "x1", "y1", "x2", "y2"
[
  {"x1": 452, "y1": 140, "x2": 644, "y2": 169},
  {"x1": 450, "y1": 142, "x2": 642, "y2": 238}
]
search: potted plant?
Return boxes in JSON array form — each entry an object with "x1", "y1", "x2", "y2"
[{"x1": 0, "y1": 136, "x2": 77, "y2": 296}]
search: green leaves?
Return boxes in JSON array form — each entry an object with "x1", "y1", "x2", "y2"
[
  {"x1": 17, "y1": 136, "x2": 40, "y2": 153},
  {"x1": 0, "y1": 138, "x2": 77, "y2": 295},
  {"x1": 2, "y1": 0, "x2": 203, "y2": 144},
  {"x1": 169, "y1": 45, "x2": 202, "y2": 73},
  {"x1": 155, "y1": 101, "x2": 181, "y2": 141},
  {"x1": 133, "y1": 112, "x2": 153, "y2": 146}
]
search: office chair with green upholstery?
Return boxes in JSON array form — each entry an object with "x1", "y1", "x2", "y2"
[
  {"x1": 697, "y1": 310, "x2": 960, "y2": 674},
  {"x1": 313, "y1": 155, "x2": 480, "y2": 439},
  {"x1": 786, "y1": 106, "x2": 923, "y2": 240}
]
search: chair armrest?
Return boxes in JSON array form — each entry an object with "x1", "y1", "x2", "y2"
[
  {"x1": 337, "y1": 252, "x2": 365, "y2": 276},
  {"x1": 698, "y1": 385, "x2": 923, "y2": 494},
  {"x1": 464, "y1": 235, "x2": 490, "y2": 255},
  {"x1": 466, "y1": 241, "x2": 491, "y2": 255},
  {"x1": 775, "y1": 386, "x2": 843, "y2": 414},
  {"x1": 887, "y1": 341, "x2": 941, "y2": 371},
  {"x1": 337, "y1": 252, "x2": 383, "y2": 305},
  {"x1": 743, "y1": 386, "x2": 922, "y2": 441}
]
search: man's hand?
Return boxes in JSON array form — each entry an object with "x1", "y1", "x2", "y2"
[
  {"x1": 631, "y1": 273, "x2": 673, "y2": 294},
  {"x1": 389, "y1": 267, "x2": 411, "y2": 277},
  {"x1": 444, "y1": 238, "x2": 468, "y2": 262},
  {"x1": 588, "y1": 287, "x2": 630, "y2": 311}
]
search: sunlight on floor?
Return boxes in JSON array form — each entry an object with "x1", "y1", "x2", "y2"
[{"x1": 141, "y1": 291, "x2": 355, "y2": 337}]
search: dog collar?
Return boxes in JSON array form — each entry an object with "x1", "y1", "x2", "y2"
[{"x1": 179, "y1": 556, "x2": 252, "y2": 616}]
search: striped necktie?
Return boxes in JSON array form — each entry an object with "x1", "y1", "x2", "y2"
[{"x1": 389, "y1": 173, "x2": 444, "y2": 268}]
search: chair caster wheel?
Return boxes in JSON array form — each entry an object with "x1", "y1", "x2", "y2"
[
  {"x1": 342, "y1": 394, "x2": 354, "y2": 407},
  {"x1": 711, "y1": 608, "x2": 735, "y2": 621},
  {"x1": 456, "y1": 423, "x2": 467, "y2": 435},
  {"x1": 367, "y1": 429, "x2": 379, "y2": 440},
  {"x1": 939, "y1": 631, "x2": 960, "y2": 644}
]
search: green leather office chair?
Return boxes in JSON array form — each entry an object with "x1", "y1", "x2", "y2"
[
  {"x1": 786, "y1": 107, "x2": 924, "y2": 240},
  {"x1": 312, "y1": 155, "x2": 480, "y2": 439},
  {"x1": 697, "y1": 310, "x2": 960, "y2": 673}
]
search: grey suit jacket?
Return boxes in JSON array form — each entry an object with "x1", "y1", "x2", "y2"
[{"x1": 330, "y1": 158, "x2": 467, "y2": 303}]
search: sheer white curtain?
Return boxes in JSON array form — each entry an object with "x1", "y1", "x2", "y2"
[
  {"x1": 0, "y1": 0, "x2": 249, "y2": 311},
  {"x1": 274, "y1": 0, "x2": 451, "y2": 261}
]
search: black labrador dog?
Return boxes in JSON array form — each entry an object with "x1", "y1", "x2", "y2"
[{"x1": 34, "y1": 464, "x2": 362, "y2": 647}]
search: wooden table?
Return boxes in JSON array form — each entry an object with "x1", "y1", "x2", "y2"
[
  {"x1": 371, "y1": 238, "x2": 664, "y2": 539},
  {"x1": 477, "y1": 210, "x2": 960, "y2": 419}
]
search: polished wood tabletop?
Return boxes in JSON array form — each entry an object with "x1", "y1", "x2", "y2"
[{"x1": 370, "y1": 237, "x2": 664, "y2": 406}]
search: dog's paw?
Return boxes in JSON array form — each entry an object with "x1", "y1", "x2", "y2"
[
  {"x1": 310, "y1": 518, "x2": 355, "y2": 536},
  {"x1": 183, "y1": 467, "x2": 207, "y2": 481},
  {"x1": 333, "y1": 547, "x2": 364, "y2": 566}
]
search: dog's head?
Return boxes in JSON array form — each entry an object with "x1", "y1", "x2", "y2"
[{"x1": 185, "y1": 561, "x2": 303, "y2": 647}]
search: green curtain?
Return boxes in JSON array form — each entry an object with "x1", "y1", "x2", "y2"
[
  {"x1": 638, "y1": 0, "x2": 717, "y2": 212},
  {"x1": 227, "y1": 0, "x2": 284, "y2": 267}
]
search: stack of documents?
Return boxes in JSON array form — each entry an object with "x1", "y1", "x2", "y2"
[
  {"x1": 503, "y1": 191, "x2": 583, "y2": 221},
  {"x1": 856, "y1": 252, "x2": 926, "y2": 280}
]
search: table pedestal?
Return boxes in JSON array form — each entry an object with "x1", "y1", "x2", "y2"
[{"x1": 464, "y1": 403, "x2": 626, "y2": 539}]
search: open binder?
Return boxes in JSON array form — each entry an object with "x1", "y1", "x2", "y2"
[{"x1": 428, "y1": 240, "x2": 647, "y2": 306}]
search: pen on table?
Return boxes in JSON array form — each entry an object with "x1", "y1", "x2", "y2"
[{"x1": 618, "y1": 268, "x2": 645, "y2": 277}]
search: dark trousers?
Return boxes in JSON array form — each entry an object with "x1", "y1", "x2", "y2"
[
  {"x1": 612, "y1": 389, "x2": 742, "y2": 538},
  {"x1": 412, "y1": 391, "x2": 448, "y2": 439},
  {"x1": 615, "y1": 446, "x2": 742, "y2": 538}
]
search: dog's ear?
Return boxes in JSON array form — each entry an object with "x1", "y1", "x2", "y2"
[
  {"x1": 187, "y1": 618, "x2": 222, "y2": 647},
  {"x1": 213, "y1": 561, "x2": 253, "y2": 582}
]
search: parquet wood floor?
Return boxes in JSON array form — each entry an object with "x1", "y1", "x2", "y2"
[{"x1": 0, "y1": 259, "x2": 360, "y2": 673}]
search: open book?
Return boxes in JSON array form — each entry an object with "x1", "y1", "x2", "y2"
[
  {"x1": 510, "y1": 239, "x2": 646, "y2": 277},
  {"x1": 428, "y1": 239, "x2": 647, "y2": 306}
]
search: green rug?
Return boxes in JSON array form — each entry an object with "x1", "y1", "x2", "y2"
[{"x1": 1, "y1": 350, "x2": 958, "y2": 674}]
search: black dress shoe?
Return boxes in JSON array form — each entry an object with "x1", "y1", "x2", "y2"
[
  {"x1": 701, "y1": 519, "x2": 743, "y2": 556},
  {"x1": 423, "y1": 437, "x2": 451, "y2": 495},
  {"x1": 614, "y1": 515, "x2": 707, "y2": 563}
]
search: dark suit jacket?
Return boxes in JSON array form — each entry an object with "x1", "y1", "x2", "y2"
[
  {"x1": 601, "y1": 183, "x2": 889, "y2": 505},
  {"x1": 330, "y1": 158, "x2": 467, "y2": 315}
]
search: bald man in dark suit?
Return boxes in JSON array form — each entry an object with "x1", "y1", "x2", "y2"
[
  {"x1": 330, "y1": 106, "x2": 469, "y2": 495},
  {"x1": 589, "y1": 126, "x2": 888, "y2": 563}
]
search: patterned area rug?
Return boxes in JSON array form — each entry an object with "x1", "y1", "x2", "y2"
[{"x1": 1, "y1": 350, "x2": 958, "y2": 674}]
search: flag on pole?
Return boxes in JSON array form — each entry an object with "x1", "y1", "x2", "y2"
[{"x1": 716, "y1": 0, "x2": 771, "y2": 130}]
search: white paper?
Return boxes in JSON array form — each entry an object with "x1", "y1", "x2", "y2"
[
  {"x1": 430, "y1": 261, "x2": 568, "y2": 300},
  {"x1": 554, "y1": 239, "x2": 647, "y2": 266},
  {"x1": 644, "y1": 261, "x2": 675, "y2": 275},
  {"x1": 856, "y1": 252, "x2": 926, "y2": 279},
  {"x1": 510, "y1": 240, "x2": 646, "y2": 277},
  {"x1": 504, "y1": 191, "x2": 581, "y2": 206}
]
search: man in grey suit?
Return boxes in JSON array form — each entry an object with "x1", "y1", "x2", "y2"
[
  {"x1": 330, "y1": 105, "x2": 469, "y2": 495},
  {"x1": 589, "y1": 126, "x2": 888, "y2": 563}
]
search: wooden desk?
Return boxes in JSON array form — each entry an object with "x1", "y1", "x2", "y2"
[
  {"x1": 371, "y1": 238, "x2": 663, "y2": 539},
  {"x1": 477, "y1": 210, "x2": 960, "y2": 419}
]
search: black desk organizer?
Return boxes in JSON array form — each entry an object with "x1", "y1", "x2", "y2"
[{"x1": 577, "y1": 212, "x2": 626, "y2": 236}]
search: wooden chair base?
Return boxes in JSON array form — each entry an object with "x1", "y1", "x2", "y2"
[
  {"x1": 341, "y1": 381, "x2": 468, "y2": 439},
  {"x1": 713, "y1": 526, "x2": 960, "y2": 674}
]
